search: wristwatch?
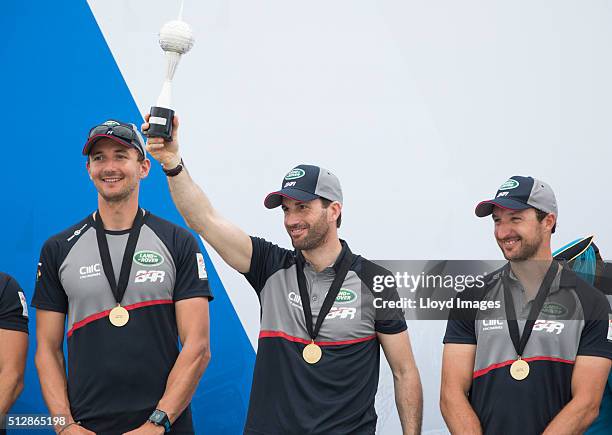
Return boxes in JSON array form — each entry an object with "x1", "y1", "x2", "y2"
[
  {"x1": 148, "y1": 409, "x2": 171, "y2": 433},
  {"x1": 162, "y1": 159, "x2": 184, "y2": 177}
]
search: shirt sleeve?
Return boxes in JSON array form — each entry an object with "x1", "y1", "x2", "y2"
[
  {"x1": 31, "y1": 239, "x2": 68, "y2": 313},
  {"x1": 577, "y1": 289, "x2": 612, "y2": 359},
  {"x1": 0, "y1": 274, "x2": 29, "y2": 334},
  {"x1": 172, "y1": 230, "x2": 213, "y2": 302},
  {"x1": 443, "y1": 295, "x2": 477, "y2": 345},
  {"x1": 243, "y1": 236, "x2": 291, "y2": 294}
]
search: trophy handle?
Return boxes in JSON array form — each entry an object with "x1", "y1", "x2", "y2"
[{"x1": 147, "y1": 106, "x2": 175, "y2": 140}]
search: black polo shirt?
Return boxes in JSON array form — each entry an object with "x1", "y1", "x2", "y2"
[
  {"x1": 32, "y1": 211, "x2": 212, "y2": 434},
  {"x1": 444, "y1": 263, "x2": 612, "y2": 435},
  {"x1": 243, "y1": 237, "x2": 406, "y2": 435}
]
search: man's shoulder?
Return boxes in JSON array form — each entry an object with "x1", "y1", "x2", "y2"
[
  {"x1": 0, "y1": 272, "x2": 18, "y2": 300},
  {"x1": 41, "y1": 215, "x2": 94, "y2": 251},
  {"x1": 144, "y1": 211, "x2": 191, "y2": 236}
]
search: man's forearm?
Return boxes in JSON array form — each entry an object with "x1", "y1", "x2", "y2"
[
  {"x1": 394, "y1": 371, "x2": 423, "y2": 435},
  {"x1": 0, "y1": 369, "x2": 24, "y2": 414},
  {"x1": 35, "y1": 348, "x2": 75, "y2": 425},
  {"x1": 542, "y1": 397, "x2": 600, "y2": 435},
  {"x1": 440, "y1": 391, "x2": 482, "y2": 435},
  {"x1": 156, "y1": 341, "x2": 211, "y2": 423},
  {"x1": 166, "y1": 163, "x2": 215, "y2": 236}
]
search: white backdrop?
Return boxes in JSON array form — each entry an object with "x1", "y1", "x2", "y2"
[{"x1": 88, "y1": 1, "x2": 612, "y2": 432}]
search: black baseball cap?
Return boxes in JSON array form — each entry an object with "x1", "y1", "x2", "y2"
[
  {"x1": 475, "y1": 176, "x2": 558, "y2": 218},
  {"x1": 82, "y1": 119, "x2": 146, "y2": 158},
  {"x1": 264, "y1": 164, "x2": 343, "y2": 209}
]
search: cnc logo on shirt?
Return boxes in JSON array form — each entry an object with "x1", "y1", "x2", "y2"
[
  {"x1": 133, "y1": 250, "x2": 164, "y2": 267},
  {"x1": 481, "y1": 319, "x2": 504, "y2": 331},
  {"x1": 288, "y1": 291, "x2": 302, "y2": 309},
  {"x1": 326, "y1": 306, "x2": 356, "y2": 320},
  {"x1": 79, "y1": 264, "x2": 102, "y2": 280},
  {"x1": 533, "y1": 320, "x2": 564, "y2": 334},
  {"x1": 335, "y1": 288, "x2": 357, "y2": 304},
  {"x1": 134, "y1": 270, "x2": 166, "y2": 283},
  {"x1": 18, "y1": 291, "x2": 28, "y2": 318}
]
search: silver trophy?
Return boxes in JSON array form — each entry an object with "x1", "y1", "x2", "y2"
[{"x1": 148, "y1": 2, "x2": 194, "y2": 139}]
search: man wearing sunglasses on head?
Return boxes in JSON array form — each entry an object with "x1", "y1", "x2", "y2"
[{"x1": 33, "y1": 120, "x2": 212, "y2": 435}]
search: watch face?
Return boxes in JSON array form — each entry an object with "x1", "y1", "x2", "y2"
[{"x1": 150, "y1": 410, "x2": 165, "y2": 423}]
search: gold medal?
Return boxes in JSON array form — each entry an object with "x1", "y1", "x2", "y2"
[
  {"x1": 510, "y1": 358, "x2": 529, "y2": 381},
  {"x1": 302, "y1": 341, "x2": 322, "y2": 364},
  {"x1": 109, "y1": 305, "x2": 129, "y2": 327}
]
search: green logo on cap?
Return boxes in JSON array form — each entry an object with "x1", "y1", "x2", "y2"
[
  {"x1": 499, "y1": 179, "x2": 519, "y2": 190},
  {"x1": 285, "y1": 168, "x2": 306, "y2": 181},
  {"x1": 541, "y1": 302, "x2": 567, "y2": 317},
  {"x1": 335, "y1": 289, "x2": 357, "y2": 304},
  {"x1": 133, "y1": 251, "x2": 164, "y2": 267}
]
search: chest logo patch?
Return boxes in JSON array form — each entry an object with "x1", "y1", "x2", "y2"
[
  {"x1": 335, "y1": 288, "x2": 357, "y2": 304},
  {"x1": 541, "y1": 302, "x2": 567, "y2": 317},
  {"x1": 533, "y1": 320, "x2": 564, "y2": 334},
  {"x1": 134, "y1": 250, "x2": 164, "y2": 267}
]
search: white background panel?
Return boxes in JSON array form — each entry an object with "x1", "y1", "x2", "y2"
[{"x1": 89, "y1": 1, "x2": 612, "y2": 432}]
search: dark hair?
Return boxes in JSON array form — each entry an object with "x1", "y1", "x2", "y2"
[
  {"x1": 320, "y1": 198, "x2": 342, "y2": 228},
  {"x1": 534, "y1": 208, "x2": 556, "y2": 233}
]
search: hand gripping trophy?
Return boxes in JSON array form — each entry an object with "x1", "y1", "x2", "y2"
[{"x1": 148, "y1": 2, "x2": 194, "y2": 139}]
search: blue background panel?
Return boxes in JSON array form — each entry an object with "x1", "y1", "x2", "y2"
[{"x1": 1, "y1": 1, "x2": 254, "y2": 433}]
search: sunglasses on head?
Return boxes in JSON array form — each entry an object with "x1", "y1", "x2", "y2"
[{"x1": 88, "y1": 123, "x2": 139, "y2": 145}]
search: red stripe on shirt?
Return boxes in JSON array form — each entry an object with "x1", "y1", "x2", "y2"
[
  {"x1": 473, "y1": 356, "x2": 575, "y2": 379},
  {"x1": 259, "y1": 330, "x2": 377, "y2": 346},
  {"x1": 67, "y1": 299, "x2": 173, "y2": 337}
]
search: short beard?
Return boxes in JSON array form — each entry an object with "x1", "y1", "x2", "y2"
[
  {"x1": 98, "y1": 183, "x2": 136, "y2": 204},
  {"x1": 500, "y1": 232, "x2": 543, "y2": 262},
  {"x1": 289, "y1": 214, "x2": 330, "y2": 251}
]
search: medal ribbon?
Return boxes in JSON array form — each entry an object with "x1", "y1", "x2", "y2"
[
  {"x1": 296, "y1": 242, "x2": 353, "y2": 342},
  {"x1": 501, "y1": 261, "x2": 559, "y2": 358},
  {"x1": 93, "y1": 209, "x2": 146, "y2": 305}
]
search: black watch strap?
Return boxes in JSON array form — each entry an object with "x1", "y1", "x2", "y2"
[
  {"x1": 148, "y1": 409, "x2": 171, "y2": 433},
  {"x1": 163, "y1": 159, "x2": 184, "y2": 177}
]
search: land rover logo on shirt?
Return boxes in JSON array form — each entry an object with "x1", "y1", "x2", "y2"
[
  {"x1": 499, "y1": 179, "x2": 519, "y2": 190},
  {"x1": 133, "y1": 250, "x2": 164, "y2": 267},
  {"x1": 285, "y1": 168, "x2": 305, "y2": 180},
  {"x1": 335, "y1": 288, "x2": 357, "y2": 304},
  {"x1": 541, "y1": 302, "x2": 567, "y2": 317}
]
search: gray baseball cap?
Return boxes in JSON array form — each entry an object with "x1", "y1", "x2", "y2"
[
  {"x1": 264, "y1": 164, "x2": 343, "y2": 209},
  {"x1": 475, "y1": 176, "x2": 558, "y2": 219}
]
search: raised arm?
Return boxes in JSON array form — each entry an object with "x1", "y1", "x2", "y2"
[{"x1": 143, "y1": 114, "x2": 252, "y2": 273}]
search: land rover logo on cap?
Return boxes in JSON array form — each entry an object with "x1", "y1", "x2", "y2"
[
  {"x1": 335, "y1": 289, "x2": 357, "y2": 304},
  {"x1": 285, "y1": 168, "x2": 306, "y2": 181},
  {"x1": 499, "y1": 179, "x2": 519, "y2": 190},
  {"x1": 103, "y1": 120, "x2": 121, "y2": 127},
  {"x1": 133, "y1": 250, "x2": 164, "y2": 267}
]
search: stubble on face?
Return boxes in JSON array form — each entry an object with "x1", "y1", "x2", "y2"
[{"x1": 287, "y1": 208, "x2": 330, "y2": 251}]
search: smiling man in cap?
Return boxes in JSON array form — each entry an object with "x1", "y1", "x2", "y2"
[
  {"x1": 441, "y1": 176, "x2": 612, "y2": 435},
  {"x1": 143, "y1": 115, "x2": 423, "y2": 435},
  {"x1": 33, "y1": 119, "x2": 212, "y2": 434}
]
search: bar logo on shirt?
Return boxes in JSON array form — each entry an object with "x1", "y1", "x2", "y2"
[
  {"x1": 18, "y1": 291, "x2": 28, "y2": 318},
  {"x1": 608, "y1": 315, "x2": 612, "y2": 341},
  {"x1": 196, "y1": 253, "x2": 207, "y2": 280}
]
